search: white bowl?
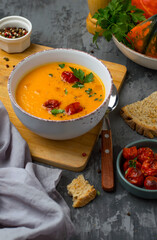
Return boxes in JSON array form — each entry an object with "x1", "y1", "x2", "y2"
[
  {"x1": 113, "y1": 35, "x2": 157, "y2": 70},
  {"x1": 0, "y1": 16, "x2": 32, "y2": 53},
  {"x1": 8, "y1": 49, "x2": 113, "y2": 140}
]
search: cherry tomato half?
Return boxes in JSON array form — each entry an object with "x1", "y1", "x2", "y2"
[
  {"x1": 43, "y1": 99, "x2": 61, "y2": 110},
  {"x1": 61, "y1": 71, "x2": 79, "y2": 83},
  {"x1": 141, "y1": 159, "x2": 157, "y2": 177},
  {"x1": 65, "y1": 102, "x2": 83, "y2": 115},
  {"x1": 144, "y1": 176, "x2": 157, "y2": 190},
  {"x1": 137, "y1": 147, "x2": 154, "y2": 163},
  {"x1": 125, "y1": 167, "x2": 144, "y2": 187},
  {"x1": 123, "y1": 146, "x2": 137, "y2": 160},
  {"x1": 123, "y1": 159, "x2": 142, "y2": 172}
]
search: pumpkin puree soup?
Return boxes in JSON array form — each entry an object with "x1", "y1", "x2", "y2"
[{"x1": 16, "y1": 62, "x2": 105, "y2": 120}]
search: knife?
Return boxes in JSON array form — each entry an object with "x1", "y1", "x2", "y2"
[
  {"x1": 101, "y1": 114, "x2": 114, "y2": 191},
  {"x1": 101, "y1": 84, "x2": 119, "y2": 192}
]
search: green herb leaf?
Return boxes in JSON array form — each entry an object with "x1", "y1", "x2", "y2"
[
  {"x1": 93, "y1": 0, "x2": 146, "y2": 47},
  {"x1": 51, "y1": 109, "x2": 65, "y2": 116},
  {"x1": 49, "y1": 73, "x2": 53, "y2": 77},
  {"x1": 59, "y1": 63, "x2": 65, "y2": 68},
  {"x1": 69, "y1": 67, "x2": 85, "y2": 81},
  {"x1": 84, "y1": 72, "x2": 94, "y2": 83},
  {"x1": 72, "y1": 82, "x2": 84, "y2": 89},
  {"x1": 70, "y1": 67, "x2": 95, "y2": 87},
  {"x1": 93, "y1": 31, "x2": 99, "y2": 47},
  {"x1": 89, "y1": 93, "x2": 96, "y2": 97},
  {"x1": 64, "y1": 88, "x2": 68, "y2": 95},
  {"x1": 129, "y1": 160, "x2": 136, "y2": 168},
  {"x1": 85, "y1": 88, "x2": 92, "y2": 95},
  {"x1": 97, "y1": 190, "x2": 101, "y2": 196}
]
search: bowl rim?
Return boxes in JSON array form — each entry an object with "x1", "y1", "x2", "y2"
[
  {"x1": 117, "y1": 139, "x2": 157, "y2": 193},
  {"x1": 8, "y1": 48, "x2": 113, "y2": 123},
  {"x1": 112, "y1": 35, "x2": 157, "y2": 62},
  {"x1": 0, "y1": 15, "x2": 32, "y2": 42}
]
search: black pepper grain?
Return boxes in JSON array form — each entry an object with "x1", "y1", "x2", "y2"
[
  {"x1": 0, "y1": 27, "x2": 28, "y2": 39},
  {"x1": 3, "y1": 57, "x2": 9, "y2": 61}
]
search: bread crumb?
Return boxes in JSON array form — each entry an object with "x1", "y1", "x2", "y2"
[{"x1": 67, "y1": 175, "x2": 97, "y2": 208}]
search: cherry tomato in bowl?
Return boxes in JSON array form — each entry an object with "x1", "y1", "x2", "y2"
[
  {"x1": 122, "y1": 146, "x2": 137, "y2": 160},
  {"x1": 141, "y1": 159, "x2": 157, "y2": 177},
  {"x1": 116, "y1": 139, "x2": 157, "y2": 199},
  {"x1": 123, "y1": 159, "x2": 142, "y2": 172},
  {"x1": 125, "y1": 167, "x2": 144, "y2": 187},
  {"x1": 144, "y1": 176, "x2": 157, "y2": 190},
  {"x1": 137, "y1": 147, "x2": 154, "y2": 163}
]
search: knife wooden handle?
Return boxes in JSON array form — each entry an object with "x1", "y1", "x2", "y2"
[{"x1": 101, "y1": 129, "x2": 114, "y2": 191}]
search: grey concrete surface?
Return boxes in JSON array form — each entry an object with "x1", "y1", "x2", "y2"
[{"x1": 0, "y1": 0, "x2": 157, "y2": 239}]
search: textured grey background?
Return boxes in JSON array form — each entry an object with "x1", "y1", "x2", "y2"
[{"x1": 0, "y1": 0, "x2": 157, "y2": 239}]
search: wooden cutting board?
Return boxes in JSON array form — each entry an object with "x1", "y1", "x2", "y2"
[{"x1": 0, "y1": 43, "x2": 127, "y2": 171}]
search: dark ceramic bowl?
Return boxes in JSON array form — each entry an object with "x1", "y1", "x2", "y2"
[{"x1": 116, "y1": 139, "x2": 157, "y2": 199}]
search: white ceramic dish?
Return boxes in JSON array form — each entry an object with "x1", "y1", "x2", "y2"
[
  {"x1": 8, "y1": 48, "x2": 113, "y2": 140},
  {"x1": 113, "y1": 35, "x2": 157, "y2": 70},
  {"x1": 0, "y1": 16, "x2": 32, "y2": 53}
]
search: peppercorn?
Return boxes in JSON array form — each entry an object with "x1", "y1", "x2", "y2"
[
  {"x1": 3, "y1": 57, "x2": 9, "y2": 61},
  {"x1": 0, "y1": 27, "x2": 28, "y2": 39}
]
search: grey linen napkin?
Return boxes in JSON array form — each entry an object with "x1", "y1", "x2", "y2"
[{"x1": 0, "y1": 101, "x2": 75, "y2": 240}]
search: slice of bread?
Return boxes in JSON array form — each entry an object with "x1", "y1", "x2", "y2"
[
  {"x1": 67, "y1": 175, "x2": 97, "y2": 208},
  {"x1": 120, "y1": 91, "x2": 157, "y2": 138}
]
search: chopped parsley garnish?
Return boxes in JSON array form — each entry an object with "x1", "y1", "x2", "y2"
[
  {"x1": 84, "y1": 72, "x2": 94, "y2": 83},
  {"x1": 94, "y1": 97, "x2": 102, "y2": 101},
  {"x1": 85, "y1": 88, "x2": 92, "y2": 95},
  {"x1": 59, "y1": 63, "x2": 65, "y2": 68},
  {"x1": 64, "y1": 88, "x2": 68, "y2": 95},
  {"x1": 85, "y1": 88, "x2": 97, "y2": 98},
  {"x1": 90, "y1": 93, "x2": 96, "y2": 97},
  {"x1": 129, "y1": 160, "x2": 136, "y2": 168},
  {"x1": 49, "y1": 73, "x2": 53, "y2": 77},
  {"x1": 69, "y1": 67, "x2": 85, "y2": 81},
  {"x1": 51, "y1": 109, "x2": 65, "y2": 116},
  {"x1": 69, "y1": 67, "x2": 94, "y2": 88},
  {"x1": 72, "y1": 82, "x2": 84, "y2": 89}
]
